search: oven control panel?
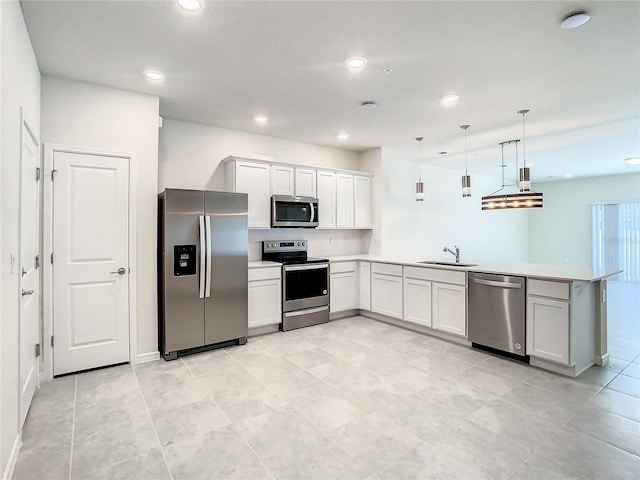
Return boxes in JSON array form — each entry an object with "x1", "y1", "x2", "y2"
[{"x1": 263, "y1": 240, "x2": 307, "y2": 252}]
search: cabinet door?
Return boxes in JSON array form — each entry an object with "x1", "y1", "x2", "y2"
[
  {"x1": 371, "y1": 273, "x2": 403, "y2": 319},
  {"x1": 248, "y1": 279, "x2": 282, "y2": 328},
  {"x1": 403, "y1": 278, "x2": 432, "y2": 327},
  {"x1": 330, "y1": 272, "x2": 357, "y2": 312},
  {"x1": 295, "y1": 168, "x2": 317, "y2": 197},
  {"x1": 354, "y1": 175, "x2": 372, "y2": 228},
  {"x1": 526, "y1": 296, "x2": 570, "y2": 364},
  {"x1": 432, "y1": 283, "x2": 466, "y2": 337},
  {"x1": 271, "y1": 165, "x2": 295, "y2": 196},
  {"x1": 316, "y1": 170, "x2": 336, "y2": 228},
  {"x1": 336, "y1": 173, "x2": 354, "y2": 228},
  {"x1": 234, "y1": 161, "x2": 271, "y2": 228},
  {"x1": 358, "y1": 262, "x2": 371, "y2": 310}
]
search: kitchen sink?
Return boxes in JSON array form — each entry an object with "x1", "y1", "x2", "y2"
[{"x1": 418, "y1": 261, "x2": 478, "y2": 267}]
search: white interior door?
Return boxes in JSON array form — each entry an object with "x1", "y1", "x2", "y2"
[
  {"x1": 19, "y1": 116, "x2": 40, "y2": 427},
  {"x1": 53, "y1": 151, "x2": 130, "y2": 376}
]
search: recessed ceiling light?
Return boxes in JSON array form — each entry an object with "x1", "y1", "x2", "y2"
[
  {"x1": 561, "y1": 11, "x2": 591, "y2": 29},
  {"x1": 625, "y1": 157, "x2": 640, "y2": 165},
  {"x1": 441, "y1": 94, "x2": 460, "y2": 104},
  {"x1": 361, "y1": 101, "x2": 377, "y2": 110},
  {"x1": 565, "y1": 173, "x2": 573, "y2": 178},
  {"x1": 177, "y1": 0, "x2": 202, "y2": 11},
  {"x1": 254, "y1": 114, "x2": 268, "y2": 125},
  {"x1": 345, "y1": 56, "x2": 368, "y2": 69},
  {"x1": 143, "y1": 70, "x2": 165, "y2": 81},
  {"x1": 337, "y1": 132, "x2": 349, "y2": 141}
]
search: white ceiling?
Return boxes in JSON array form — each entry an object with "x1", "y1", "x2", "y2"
[{"x1": 20, "y1": 0, "x2": 640, "y2": 182}]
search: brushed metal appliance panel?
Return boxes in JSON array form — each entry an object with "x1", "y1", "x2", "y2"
[
  {"x1": 468, "y1": 272, "x2": 526, "y2": 355},
  {"x1": 161, "y1": 189, "x2": 205, "y2": 353},
  {"x1": 204, "y1": 191, "x2": 248, "y2": 345}
]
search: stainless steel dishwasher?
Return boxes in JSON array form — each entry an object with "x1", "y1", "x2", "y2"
[{"x1": 468, "y1": 272, "x2": 527, "y2": 359}]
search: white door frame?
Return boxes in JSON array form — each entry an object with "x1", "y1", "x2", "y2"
[{"x1": 42, "y1": 144, "x2": 138, "y2": 380}]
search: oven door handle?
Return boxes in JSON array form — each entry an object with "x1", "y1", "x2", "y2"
[
  {"x1": 284, "y1": 263, "x2": 328, "y2": 272},
  {"x1": 284, "y1": 305, "x2": 329, "y2": 317},
  {"x1": 310, "y1": 202, "x2": 315, "y2": 223}
]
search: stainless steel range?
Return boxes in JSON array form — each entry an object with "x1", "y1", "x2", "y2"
[{"x1": 262, "y1": 240, "x2": 329, "y2": 331}]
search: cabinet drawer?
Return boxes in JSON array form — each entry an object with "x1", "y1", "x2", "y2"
[
  {"x1": 330, "y1": 261, "x2": 358, "y2": 274},
  {"x1": 371, "y1": 262, "x2": 403, "y2": 277},
  {"x1": 528, "y1": 279, "x2": 570, "y2": 300},
  {"x1": 249, "y1": 266, "x2": 281, "y2": 282},
  {"x1": 405, "y1": 266, "x2": 465, "y2": 285}
]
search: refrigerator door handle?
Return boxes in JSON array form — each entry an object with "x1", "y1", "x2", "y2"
[
  {"x1": 205, "y1": 215, "x2": 212, "y2": 298},
  {"x1": 199, "y1": 215, "x2": 206, "y2": 299}
]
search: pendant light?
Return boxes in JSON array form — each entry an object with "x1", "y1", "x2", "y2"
[
  {"x1": 460, "y1": 125, "x2": 471, "y2": 197},
  {"x1": 518, "y1": 110, "x2": 531, "y2": 192},
  {"x1": 416, "y1": 176, "x2": 424, "y2": 201}
]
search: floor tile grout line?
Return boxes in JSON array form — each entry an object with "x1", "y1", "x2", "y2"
[
  {"x1": 560, "y1": 424, "x2": 640, "y2": 459},
  {"x1": 131, "y1": 363, "x2": 175, "y2": 480},
  {"x1": 68, "y1": 375, "x2": 77, "y2": 480}
]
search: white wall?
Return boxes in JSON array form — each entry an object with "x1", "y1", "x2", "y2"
[
  {"x1": 0, "y1": 0, "x2": 41, "y2": 476},
  {"x1": 378, "y1": 150, "x2": 529, "y2": 263},
  {"x1": 41, "y1": 76, "x2": 159, "y2": 359},
  {"x1": 529, "y1": 173, "x2": 640, "y2": 266},
  {"x1": 158, "y1": 118, "x2": 366, "y2": 259}
]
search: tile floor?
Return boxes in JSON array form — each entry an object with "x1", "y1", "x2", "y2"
[{"x1": 13, "y1": 282, "x2": 640, "y2": 480}]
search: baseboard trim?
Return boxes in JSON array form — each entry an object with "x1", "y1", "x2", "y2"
[
  {"x1": 249, "y1": 324, "x2": 280, "y2": 337},
  {"x1": 133, "y1": 351, "x2": 160, "y2": 364},
  {"x1": 2, "y1": 434, "x2": 21, "y2": 480},
  {"x1": 595, "y1": 352, "x2": 610, "y2": 366}
]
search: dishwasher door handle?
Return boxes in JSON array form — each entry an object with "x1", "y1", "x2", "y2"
[{"x1": 469, "y1": 278, "x2": 522, "y2": 289}]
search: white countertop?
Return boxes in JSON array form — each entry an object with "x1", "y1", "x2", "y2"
[
  {"x1": 248, "y1": 260, "x2": 282, "y2": 268},
  {"x1": 325, "y1": 255, "x2": 621, "y2": 282}
]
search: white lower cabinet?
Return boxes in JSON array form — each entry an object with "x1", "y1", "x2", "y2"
[
  {"x1": 358, "y1": 261, "x2": 371, "y2": 310},
  {"x1": 330, "y1": 262, "x2": 358, "y2": 313},
  {"x1": 371, "y1": 263, "x2": 403, "y2": 319},
  {"x1": 248, "y1": 267, "x2": 281, "y2": 328},
  {"x1": 403, "y1": 277, "x2": 432, "y2": 327},
  {"x1": 432, "y1": 283, "x2": 466, "y2": 336},
  {"x1": 527, "y1": 296, "x2": 570, "y2": 364}
]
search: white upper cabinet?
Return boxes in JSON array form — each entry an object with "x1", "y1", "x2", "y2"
[
  {"x1": 316, "y1": 170, "x2": 336, "y2": 228},
  {"x1": 226, "y1": 160, "x2": 271, "y2": 228},
  {"x1": 336, "y1": 173, "x2": 354, "y2": 228},
  {"x1": 223, "y1": 156, "x2": 372, "y2": 230},
  {"x1": 295, "y1": 168, "x2": 317, "y2": 197},
  {"x1": 354, "y1": 175, "x2": 372, "y2": 228},
  {"x1": 271, "y1": 165, "x2": 295, "y2": 196}
]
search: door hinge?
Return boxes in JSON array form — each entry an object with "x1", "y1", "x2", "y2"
[
  {"x1": 35, "y1": 255, "x2": 40, "y2": 269},
  {"x1": 36, "y1": 167, "x2": 41, "y2": 181},
  {"x1": 51, "y1": 336, "x2": 54, "y2": 347},
  {"x1": 51, "y1": 253, "x2": 54, "y2": 264},
  {"x1": 35, "y1": 343, "x2": 41, "y2": 357}
]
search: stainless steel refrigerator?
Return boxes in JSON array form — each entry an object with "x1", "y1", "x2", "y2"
[{"x1": 158, "y1": 189, "x2": 248, "y2": 360}]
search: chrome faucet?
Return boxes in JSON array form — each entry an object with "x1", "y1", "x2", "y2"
[{"x1": 443, "y1": 245, "x2": 460, "y2": 263}]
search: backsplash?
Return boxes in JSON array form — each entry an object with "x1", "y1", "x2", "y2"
[{"x1": 248, "y1": 229, "x2": 367, "y2": 260}]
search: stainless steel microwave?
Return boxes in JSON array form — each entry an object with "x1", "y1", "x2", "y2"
[{"x1": 271, "y1": 195, "x2": 319, "y2": 228}]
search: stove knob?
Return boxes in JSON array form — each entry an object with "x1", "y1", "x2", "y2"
[{"x1": 302, "y1": 242, "x2": 306, "y2": 246}]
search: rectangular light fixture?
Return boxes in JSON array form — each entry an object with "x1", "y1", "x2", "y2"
[{"x1": 482, "y1": 192, "x2": 543, "y2": 210}]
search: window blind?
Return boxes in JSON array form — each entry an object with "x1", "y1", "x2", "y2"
[{"x1": 592, "y1": 202, "x2": 640, "y2": 283}]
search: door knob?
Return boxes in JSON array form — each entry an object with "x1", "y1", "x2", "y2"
[{"x1": 110, "y1": 268, "x2": 126, "y2": 275}]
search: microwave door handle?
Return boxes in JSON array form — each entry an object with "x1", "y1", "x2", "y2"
[
  {"x1": 310, "y1": 202, "x2": 315, "y2": 222},
  {"x1": 199, "y1": 215, "x2": 205, "y2": 299},
  {"x1": 205, "y1": 215, "x2": 212, "y2": 298}
]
